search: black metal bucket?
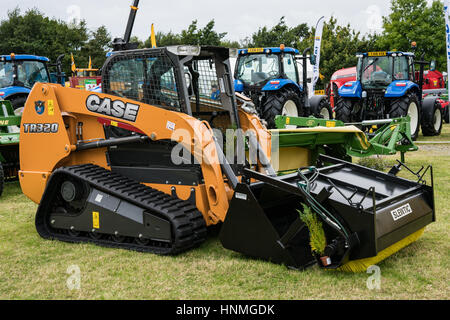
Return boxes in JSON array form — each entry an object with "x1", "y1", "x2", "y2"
[{"x1": 219, "y1": 181, "x2": 316, "y2": 269}]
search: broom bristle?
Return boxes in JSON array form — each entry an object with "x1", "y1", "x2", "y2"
[{"x1": 335, "y1": 228, "x2": 426, "y2": 273}]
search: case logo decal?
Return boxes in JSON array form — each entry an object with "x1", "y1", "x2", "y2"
[{"x1": 86, "y1": 94, "x2": 140, "y2": 122}]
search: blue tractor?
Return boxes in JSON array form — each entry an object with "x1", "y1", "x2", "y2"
[
  {"x1": 234, "y1": 46, "x2": 331, "y2": 128},
  {"x1": 0, "y1": 54, "x2": 65, "y2": 114},
  {"x1": 336, "y1": 50, "x2": 442, "y2": 139}
]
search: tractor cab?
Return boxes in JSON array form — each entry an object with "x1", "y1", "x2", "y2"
[
  {"x1": 355, "y1": 51, "x2": 416, "y2": 90},
  {"x1": 233, "y1": 46, "x2": 330, "y2": 128},
  {"x1": 234, "y1": 47, "x2": 301, "y2": 90},
  {"x1": 0, "y1": 54, "x2": 50, "y2": 92},
  {"x1": 0, "y1": 54, "x2": 64, "y2": 112}
]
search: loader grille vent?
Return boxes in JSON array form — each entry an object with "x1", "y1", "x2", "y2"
[{"x1": 103, "y1": 50, "x2": 181, "y2": 111}]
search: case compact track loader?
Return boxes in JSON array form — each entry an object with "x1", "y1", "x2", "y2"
[
  {"x1": 18, "y1": 0, "x2": 435, "y2": 271},
  {"x1": 19, "y1": 44, "x2": 435, "y2": 271}
]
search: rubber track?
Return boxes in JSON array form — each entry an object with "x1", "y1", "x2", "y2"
[{"x1": 37, "y1": 164, "x2": 207, "y2": 255}]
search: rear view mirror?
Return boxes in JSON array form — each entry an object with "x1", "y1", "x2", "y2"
[{"x1": 430, "y1": 60, "x2": 436, "y2": 71}]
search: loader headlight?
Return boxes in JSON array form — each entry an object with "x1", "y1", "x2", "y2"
[{"x1": 167, "y1": 45, "x2": 201, "y2": 56}]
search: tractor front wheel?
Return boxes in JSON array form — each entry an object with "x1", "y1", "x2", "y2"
[
  {"x1": 10, "y1": 96, "x2": 28, "y2": 116},
  {"x1": 389, "y1": 93, "x2": 420, "y2": 140},
  {"x1": 0, "y1": 162, "x2": 4, "y2": 197},
  {"x1": 311, "y1": 97, "x2": 332, "y2": 120},
  {"x1": 421, "y1": 98, "x2": 443, "y2": 136},
  {"x1": 444, "y1": 104, "x2": 449, "y2": 124},
  {"x1": 262, "y1": 88, "x2": 303, "y2": 129}
]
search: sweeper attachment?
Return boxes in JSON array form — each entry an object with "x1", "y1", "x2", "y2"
[
  {"x1": 19, "y1": 45, "x2": 435, "y2": 272},
  {"x1": 221, "y1": 155, "x2": 435, "y2": 271}
]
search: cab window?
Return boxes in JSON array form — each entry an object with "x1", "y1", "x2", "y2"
[
  {"x1": 283, "y1": 54, "x2": 298, "y2": 82},
  {"x1": 17, "y1": 61, "x2": 49, "y2": 88}
]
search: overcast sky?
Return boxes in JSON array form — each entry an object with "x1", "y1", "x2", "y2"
[{"x1": 1, "y1": 0, "x2": 438, "y2": 43}]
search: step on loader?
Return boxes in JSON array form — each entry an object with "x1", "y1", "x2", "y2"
[{"x1": 19, "y1": 44, "x2": 435, "y2": 272}]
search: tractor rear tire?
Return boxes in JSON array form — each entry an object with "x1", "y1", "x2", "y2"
[
  {"x1": 444, "y1": 105, "x2": 449, "y2": 124},
  {"x1": 10, "y1": 96, "x2": 28, "y2": 116},
  {"x1": 421, "y1": 98, "x2": 443, "y2": 136},
  {"x1": 0, "y1": 162, "x2": 4, "y2": 197},
  {"x1": 262, "y1": 88, "x2": 303, "y2": 129},
  {"x1": 335, "y1": 97, "x2": 358, "y2": 123},
  {"x1": 389, "y1": 93, "x2": 421, "y2": 140},
  {"x1": 311, "y1": 97, "x2": 332, "y2": 119}
]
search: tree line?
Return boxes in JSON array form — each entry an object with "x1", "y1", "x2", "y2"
[{"x1": 0, "y1": 0, "x2": 446, "y2": 88}]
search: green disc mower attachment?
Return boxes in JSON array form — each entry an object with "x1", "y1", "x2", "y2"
[
  {"x1": 0, "y1": 100, "x2": 21, "y2": 195},
  {"x1": 271, "y1": 116, "x2": 417, "y2": 172}
]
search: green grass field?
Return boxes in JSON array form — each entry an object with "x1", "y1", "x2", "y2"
[{"x1": 0, "y1": 125, "x2": 449, "y2": 300}]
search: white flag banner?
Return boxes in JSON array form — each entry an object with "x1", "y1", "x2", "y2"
[
  {"x1": 312, "y1": 16, "x2": 325, "y2": 91},
  {"x1": 444, "y1": 1, "x2": 450, "y2": 97}
]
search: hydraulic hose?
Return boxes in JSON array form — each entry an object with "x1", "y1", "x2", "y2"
[{"x1": 296, "y1": 167, "x2": 351, "y2": 239}]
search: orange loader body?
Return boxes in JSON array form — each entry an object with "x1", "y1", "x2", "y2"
[{"x1": 19, "y1": 83, "x2": 271, "y2": 226}]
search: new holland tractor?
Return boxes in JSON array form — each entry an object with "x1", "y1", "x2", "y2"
[
  {"x1": 0, "y1": 54, "x2": 65, "y2": 114},
  {"x1": 335, "y1": 50, "x2": 443, "y2": 140},
  {"x1": 233, "y1": 46, "x2": 331, "y2": 128}
]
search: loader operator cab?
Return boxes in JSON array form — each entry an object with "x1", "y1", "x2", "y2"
[{"x1": 102, "y1": 46, "x2": 240, "y2": 132}]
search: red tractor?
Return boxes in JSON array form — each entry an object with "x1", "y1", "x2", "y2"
[
  {"x1": 418, "y1": 63, "x2": 449, "y2": 124},
  {"x1": 326, "y1": 67, "x2": 356, "y2": 115},
  {"x1": 421, "y1": 69, "x2": 445, "y2": 90}
]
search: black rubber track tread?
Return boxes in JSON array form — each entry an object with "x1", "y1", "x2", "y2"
[
  {"x1": 261, "y1": 88, "x2": 304, "y2": 128},
  {"x1": 35, "y1": 164, "x2": 207, "y2": 255}
]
